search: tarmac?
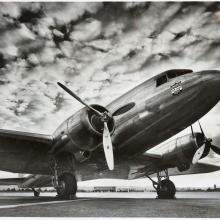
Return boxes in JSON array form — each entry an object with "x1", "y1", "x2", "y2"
[{"x1": 0, "y1": 191, "x2": 219, "y2": 217}]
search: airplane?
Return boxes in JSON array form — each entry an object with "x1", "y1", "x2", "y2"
[{"x1": 0, "y1": 68, "x2": 219, "y2": 199}]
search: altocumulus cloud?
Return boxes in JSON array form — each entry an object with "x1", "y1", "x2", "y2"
[{"x1": 0, "y1": 2, "x2": 219, "y2": 139}]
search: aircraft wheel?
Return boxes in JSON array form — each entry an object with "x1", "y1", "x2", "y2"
[
  {"x1": 156, "y1": 179, "x2": 176, "y2": 199},
  {"x1": 57, "y1": 173, "x2": 77, "y2": 199}
]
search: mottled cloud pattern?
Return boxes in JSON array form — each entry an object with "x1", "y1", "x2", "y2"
[{"x1": 0, "y1": 2, "x2": 219, "y2": 143}]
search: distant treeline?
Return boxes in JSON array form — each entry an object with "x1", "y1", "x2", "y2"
[{"x1": 0, "y1": 187, "x2": 219, "y2": 193}]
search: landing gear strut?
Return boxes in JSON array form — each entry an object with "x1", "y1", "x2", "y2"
[
  {"x1": 32, "y1": 188, "x2": 40, "y2": 197},
  {"x1": 146, "y1": 169, "x2": 176, "y2": 199}
]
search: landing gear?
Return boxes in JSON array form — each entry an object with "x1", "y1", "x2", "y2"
[
  {"x1": 156, "y1": 179, "x2": 176, "y2": 199},
  {"x1": 146, "y1": 169, "x2": 176, "y2": 199},
  {"x1": 32, "y1": 188, "x2": 40, "y2": 197},
  {"x1": 56, "y1": 173, "x2": 77, "y2": 199},
  {"x1": 50, "y1": 152, "x2": 77, "y2": 200},
  {"x1": 156, "y1": 169, "x2": 176, "y2": 199}
]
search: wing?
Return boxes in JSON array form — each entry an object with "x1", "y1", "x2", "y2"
[
  {"x1": 0, "y1": 129, "x2": 53, "y2": 144},
  {"x1": 0, "y1": 129, "x2": 53, "y2": 174},
  {"x1": 167, "y1": 161, "x2": 220, "y2": 177},
  {"x1": 128, "y1": 156, "x2": 160, "y2": 180},
  {"x1": 128, "y1": 153, "x2": 220, "y2": 179}
]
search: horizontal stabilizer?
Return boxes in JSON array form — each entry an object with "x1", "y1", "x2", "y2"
[
  {"x1": 0, "y1": 178, "x2": 25, "y2": 185},
  {"x1": 0, "y1": 175, "x2": 53, "y2": 188},
  {"x1": 19, "y1": 175, "x2": 52, "y2": 188}
]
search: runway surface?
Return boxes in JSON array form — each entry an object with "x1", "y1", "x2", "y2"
[{"x1": 0, "y1": 192, "x2": 219, "y2": 217}]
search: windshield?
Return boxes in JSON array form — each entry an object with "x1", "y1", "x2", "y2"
[{"x1": 156, "y1": 69, "x2": 193, "y2": 87}]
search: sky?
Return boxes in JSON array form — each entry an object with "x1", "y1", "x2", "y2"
[{"x1": 0, "y1": 2, "x2": 220, "y2": 187}]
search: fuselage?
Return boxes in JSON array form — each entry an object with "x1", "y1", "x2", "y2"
[
  {"x1": 55, "y1": 69, "x2": 220, "y2": 159},
  {"x1": 108, "y1": 70, "x2": 220, "y2": 156}
]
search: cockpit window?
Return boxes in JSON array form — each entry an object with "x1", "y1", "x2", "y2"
[
  {"x1": 178, "y1": 69, "x2": 193, "y2": 76},
  {"x1": 156, "y1": 69, "x2": 193, "y2": 87},
  {"x1": 156, "y1": 75, "x2": 167, "y2": 87},
  {"x1": 167, "y1": 71, "x2": 177, "y2": 79}
]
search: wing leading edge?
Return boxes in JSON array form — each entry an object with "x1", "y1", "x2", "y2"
[{"x1": 0, "y1": 129, "x2": 53, "y2": 145}]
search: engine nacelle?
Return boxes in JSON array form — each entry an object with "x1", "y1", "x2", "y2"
[
  {"x1": 148, "y1": 133, "x2": 205, "y2": 171},
  {"x1": 66, "y1": 104, "x2": 115, "y2": 151}
]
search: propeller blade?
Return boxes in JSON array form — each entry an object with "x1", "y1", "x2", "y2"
[
  {"x1": 211, "y1": 145, "x2": 220, "y2": 155},
  {"x1": 190, "y1": 125, "x2": 195, "y2": 138},
  {"x1": 112, "y1": 102, "x2": 135, "y2": 116},
  {"x1": 57, "y1": 82, "x2": 102, "y2": 117},
  {"x1": 198, "y1": 121, "x2": 206, "y2": 138},
  {"x1": 103, "y1": 121, "x2": 114, "y2": 170},
  {"x1": 192, "y1": 144, "x2": 206, "y2": 164}
]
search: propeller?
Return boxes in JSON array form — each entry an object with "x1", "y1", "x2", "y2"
[
  {"x1": 192, "y1": 144, "x2": 205, "y2": 164},
  {"x1": 191, "y1": 121, "x2": 220, "y2": 164},
  {"x1": 103, "y1": 121, "x2": 114, "y2": 170},
  {"x1": 57, "y1": 82, "x2": 134, "y2": 170},
  {"x1": 57, "y1": 82, "x2": 102, "y2": 117}
]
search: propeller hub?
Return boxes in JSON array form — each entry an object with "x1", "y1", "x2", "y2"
[
  {"x1": 207, "y1": 138, "x2": 212, "y2": 143},
  {"x1": 88, "y1": 105, "x2": 115, "y2": 135},
  {"x1": 101, "y1": 111, "x2": 112, "y2": 122}
]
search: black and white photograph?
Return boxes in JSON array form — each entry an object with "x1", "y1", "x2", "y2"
[{"x1": 0, "y1": 1, "x2": 219, "y2": 217}]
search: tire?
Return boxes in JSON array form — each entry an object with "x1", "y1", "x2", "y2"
[
  {"x1": 57, "y1": 173, "x2": 77, "y2": 199},
  {"x1": 156, "y1": 179, "x2": 176, "y2": 199}
]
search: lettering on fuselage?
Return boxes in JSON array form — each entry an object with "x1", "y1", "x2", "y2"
[{"x1": 170, "y1": 81, "x2": 183, "y2": 95}]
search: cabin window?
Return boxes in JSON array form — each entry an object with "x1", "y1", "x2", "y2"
[{"x1": 156, "y1": 75, "x2": 167, "y2": 87}]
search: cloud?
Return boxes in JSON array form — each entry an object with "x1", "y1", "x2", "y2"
[
  {"x1": 70, "y1": 18, "x2": 102, "y2": 42},
  {"x1": 44, "y1": 2, "x2": 103, "y2": 25},
  {"x1": 0, "y1": 2, "x2": 219, "y2": 138}
]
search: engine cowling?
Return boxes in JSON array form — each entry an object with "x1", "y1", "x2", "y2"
[{"x1": 66, "y1": 104, "x2": 115, "y2": 151}]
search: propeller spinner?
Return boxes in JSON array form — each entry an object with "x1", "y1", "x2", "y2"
[{"x1": 57, "y1": 82, "x2": 134, "y2": 170}]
